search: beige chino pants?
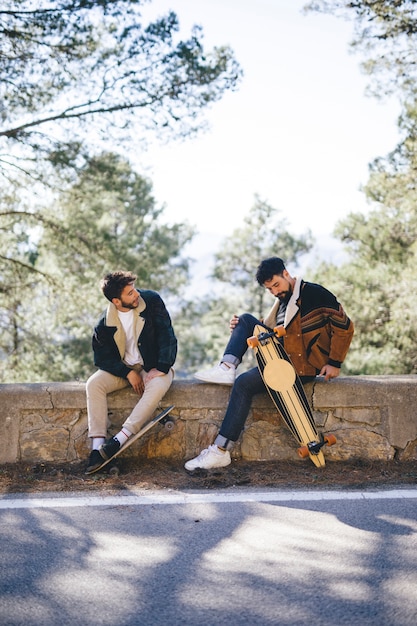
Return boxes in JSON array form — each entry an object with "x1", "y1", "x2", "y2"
[{"x1": 86, "y1": 367, "x2": 173, "y2": 439}]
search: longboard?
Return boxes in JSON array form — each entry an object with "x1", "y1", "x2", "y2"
[
  {"x1": 86, "y1": 405, "x2": 175, "y2": 475},
  {"x1": 247, "y1": 325, "x2": 335, "y2": 467}
]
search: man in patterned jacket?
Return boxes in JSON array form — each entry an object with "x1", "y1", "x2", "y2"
[{"x1": 185, "y1": 256, "x2": 354, "y2": 471}]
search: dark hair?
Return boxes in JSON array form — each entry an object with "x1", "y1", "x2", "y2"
[
  {"x1": 101, "y1": 271, "x2": 137, "y2": 302},
  {"x1": 256, "y1": 257, "x2": 286, "y2": 285}
]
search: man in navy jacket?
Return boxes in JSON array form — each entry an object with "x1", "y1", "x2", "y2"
[{"x1": 85, "y1": 270, "x2": 177, "y2": 473}]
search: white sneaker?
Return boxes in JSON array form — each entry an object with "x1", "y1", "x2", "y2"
[
  {"x1": 194, "y1": 364, "x2": 235, "y2": 385},
  {"x1": 184, "y1": 445, "x2": 231, "y2": 471}
]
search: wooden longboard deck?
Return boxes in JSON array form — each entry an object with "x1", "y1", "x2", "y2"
[
  {"x1": 250, "y1": 325, "x2": 325, "y2": 468},
  {"x1": 86, "y1": 405, "x2": 175, "y2": 475}
]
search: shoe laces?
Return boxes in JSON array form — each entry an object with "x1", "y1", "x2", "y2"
[{"x1": 198, "y1": 445, "x2": 216, "y2": 459}]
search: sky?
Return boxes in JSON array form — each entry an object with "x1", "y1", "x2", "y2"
[{"x1": 137, "y1": 0, "x2": 401, "y2": 281}]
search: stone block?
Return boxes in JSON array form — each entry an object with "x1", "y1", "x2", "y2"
[
  {"x1": 333, "y1": 407, "x2": 382, "y2": 426},
  {"x1": 241, "y1": 420, "x2": 295, "y2": 461},
  {"x1": 20, "y1": 427, "x2": 69, "y2": 462},
  {"x1": 47, "y1": 382, "x2": 87, "y2": 408},
  {"x1": 323, "y1": 428, "x2": 394, "y2": 461}
]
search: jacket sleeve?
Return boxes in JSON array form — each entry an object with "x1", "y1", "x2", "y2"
[
  {"x1": 326, "y1": 303, "x2": 354, "y2": 367},
  {"x1": 299, "y1": 282, "x2": 354, "y2": 370},
  {"x1": 151, "y1": 294, "x2": 177, "y2": 373},
  {"x1": 92, "y1": 319, "x2": 131, "y2": 379},
  {"x1": 305, "y1": 283, "x2": 354, "y2": 368},
  {"x1": 139, "y1": 291, "x2": 177, "y2": 373}
]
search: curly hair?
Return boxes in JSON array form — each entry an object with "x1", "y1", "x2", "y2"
[
  {"x1": 255, "y1": 257, "x2": 286, "y2": 285},
  {"x1": 100, "y1": 270, "x2": 137, "y2": 302}
]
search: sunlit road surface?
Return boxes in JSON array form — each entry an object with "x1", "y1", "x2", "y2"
[{"x1": 1, "y1": 488, "x2": 416, "y2": 625}]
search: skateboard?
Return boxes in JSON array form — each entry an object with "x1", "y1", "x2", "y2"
[
  {"x1": 247, "y1": 325, "x2": 336, "y2": 467},
  {"x1": 86, "y1": 405, "x2": 175, "y2": 475}
]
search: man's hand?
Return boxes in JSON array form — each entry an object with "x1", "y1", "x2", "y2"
[
  {"x1": 229, "y1": 315, "x2": 239, "y2": 331},
  {"x1": 127, "y1": 369, "x2": 144, "y2": 395},
  {"x1": 319, "y1": 364, "x2": 341, "y2": 381},
  {"x1": 144, "y1": 368, "x2": 165, "y2": 384}
]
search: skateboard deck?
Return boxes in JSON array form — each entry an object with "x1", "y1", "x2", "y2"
[
  {"x1": 86, "y1": 405, "x2": 175, "y2": 475},
  {"x1": 247, "y1": 325, "x2": 336, "y2": 467}
]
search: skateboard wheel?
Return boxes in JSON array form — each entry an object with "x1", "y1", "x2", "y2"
[
  {"x1": 163, "y1": 419, "x2": 175, "y2": 431},
  {"x1": 109, "y1": 466, "x2": 120, "y2": 477},
  {"x1": 247, "y1": 335, "x2": 259, "y2": 348},
  {"x1": 324, "y1": 433, "x2": 337, "y2": 447},
  {"x1": 297, "y1": 446, "x2": 309, "y2": 459},
  {"x1": 273, "y1": 326, "x2": 286, "y2": 338}
]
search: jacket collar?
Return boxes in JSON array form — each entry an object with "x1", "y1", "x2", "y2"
[
  {"x1": 284, "y1": 276, "x2": 302, "y2": 327},
  {"x1": 263, "y1": 277, "x2": 303, "y2": 329},
  {"x1": 104, "y1": 293, "x2": 146, "y2": 358},
  {"x1": 105, "y1": 291, "x2": 146, "y2": 326}
]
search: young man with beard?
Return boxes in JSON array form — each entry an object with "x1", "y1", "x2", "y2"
[
  {"x1": 85, "y1": 270, "x2": 177, "y2": 473},
  {"x1": 185, "y1": 257, "x2": 354, "y2": 471}
]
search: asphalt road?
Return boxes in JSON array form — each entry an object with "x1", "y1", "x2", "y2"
[{"x1": 1, "y1": 488, "x2": 416, "y2": 625}]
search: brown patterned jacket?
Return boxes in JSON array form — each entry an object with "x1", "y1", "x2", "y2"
[{"x1": 263, "y1": 277, "x2": 354, "y2": 377}]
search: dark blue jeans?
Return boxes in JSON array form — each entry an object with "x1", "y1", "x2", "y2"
[{"x1": 215, "y1": 313, "x2": 315, "y2": 449}]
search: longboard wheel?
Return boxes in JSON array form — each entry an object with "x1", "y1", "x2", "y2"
[
  {"x1": 247, "y1": 335, "x2": 259, "y2": 348},
  {"x1": 109, "y1": 466, "x2": 120, "y2": 477},
  {"x1": 324, "y1": 433, "x2": 337, "y2": 446},
  {"x1": 163, "y1": 419, "x2": 175, "y2": 431},
  {"x1": 273, "y1": 326, "x2": 286, "y2": 338},
  {"x1": 297, "y1": 446, "x2": 309, "y2": 459}
]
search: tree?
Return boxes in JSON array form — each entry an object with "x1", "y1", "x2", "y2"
[
  {"x1": 174, "y1": 198, "x2": 314, "y2": 374},
  {"x1": 304, "y1": 1, "x2": 417, "y2": 98},
  {"x1": 305, "y1": 1, "x2": 417, "y2": 172},
  {"x1": 322, "y1": 152, "x2": 417, "y2": 374},
  {"x1": 39, "y1": 151, "x2": 194, "y2": 290},
  {"x1": 303, "y1": 0, "x2": 417, "y2": 374},
  {"x1": 212, "y1": 196, "x2": 313, "y2": 318},
  {"x1": 309, "y1": 237, "x2": 417, "y2": 375},
  {"x1": 1, "y1": 0, "x2": 242, "y2": 183},
  {"x1": 0, "y1": 152, "x2": 194, "y2": 382},
  {"x1": 172, "y1": 296, "x2": 237, "y2": 377},
  {"x1": 0, "y1": 0, "x2": 241, "y2": 288},
  {"x1": 0, "y1": 0, "x2": 241, "y2": 381}
]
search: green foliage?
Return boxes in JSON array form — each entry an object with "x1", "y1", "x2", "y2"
[
  {"x1": 0, "y1": 152, "x2": 194, "y2": 382},
  {"x1": 310, "y1": 144, "x2": 417, "y2": 374},
  {"x1": 304, "y1": 1, "x2": 417, "y2": 98},
  {"x1": 303, "y1": 0, "x2": 417, "y2": 374},
  {"x1": 39, "y1": 152, "x2": 194, "y2": 289},
  {"x1": 173, "y1": 297, "x2": 236, "y2": 377},
  {"x1": 0, "y1": 0, "x2": 242, "y2": 184},
  {"x1": 0, "y1": 1, "x2": 241, "y2": 382},
  {"x1": 174, "y1": 197, "x2": 314, "y2": 375},
  {"x1": 315, "y1": 254, "x2": 417, "y2": 375},
  {"x1": 173, "y1": 293, "x2": 258, "y2": 377},
  {"x1": 212, "y1": 196, "x2": 313, "y2": 318},
  {"x1": 328, "y1": 157, "x2": 417, "y2": 373}
]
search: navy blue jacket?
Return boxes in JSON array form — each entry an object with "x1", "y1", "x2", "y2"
[{"x1": 92, "y1": 289, "x2": 177, "y2": 378}]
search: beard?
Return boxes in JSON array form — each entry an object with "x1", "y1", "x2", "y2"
[
  {"x1": 120, "y1": 298, "x2": 139, "y2": 310},
  {"x1": 276, "y1": 288, "x2": 292, "y2": 304}
]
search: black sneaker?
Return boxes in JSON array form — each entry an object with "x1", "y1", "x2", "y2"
[
  {"x1": 99, "y1": 436, "x2": 120, "y2": 460},
  {"x1": 86, "y1": 449, "x2": 104, "y2": 473}
]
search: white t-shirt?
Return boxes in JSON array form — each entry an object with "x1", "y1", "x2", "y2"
[{"x1": 117, "y1": 309, "x2": 143, "y2": 366}]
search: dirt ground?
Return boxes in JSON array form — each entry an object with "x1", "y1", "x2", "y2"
[{"x1": 0, "y1": 457, "x2": 416, "y2": 495}]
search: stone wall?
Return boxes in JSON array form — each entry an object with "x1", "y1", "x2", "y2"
[{"x1": 1, "y1": 376, "x2": 417, "y2": 465}]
